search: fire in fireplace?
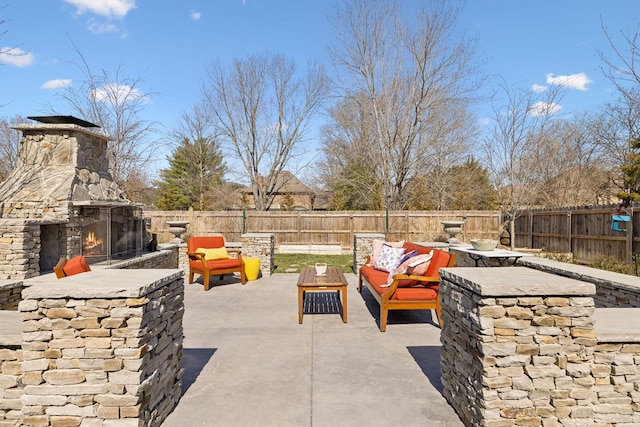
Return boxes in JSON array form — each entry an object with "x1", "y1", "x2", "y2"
[{"x1": 83, "y1": 230, "x2": 105, "y2": 256}]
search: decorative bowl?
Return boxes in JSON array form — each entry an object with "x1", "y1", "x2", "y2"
[{"x1": 470, "y1": 239, "x2": 498, "y2": 251}]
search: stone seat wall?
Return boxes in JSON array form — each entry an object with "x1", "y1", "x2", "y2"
[
  {"x1": 0, "y1": 268, "x2": 184, "y2": 427},
  {"x1": 520, "y1": 256, "x2": 640, "y2": 308},
  {"x1": 440, "y1": 266, "x2": 640, "y2": 426}
]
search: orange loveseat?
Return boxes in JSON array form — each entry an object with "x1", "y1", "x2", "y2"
[{"x1": 358, "y1": 242, "x2": 456, "y2": 332}]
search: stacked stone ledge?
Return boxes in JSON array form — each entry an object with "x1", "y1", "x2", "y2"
[
  {"x1": 17, "y1": 268, "x2": 184, "y2": 427},
  {"x1": 0, "y1": 281, "x2": 23, "y2": 311}
]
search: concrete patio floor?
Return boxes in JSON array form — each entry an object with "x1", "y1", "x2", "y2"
[{"x1": 162, "y1": 271, "x2": 464, "y2": 427}]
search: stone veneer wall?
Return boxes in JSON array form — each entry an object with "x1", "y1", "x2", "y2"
[
  {"x1": 0, "y1": 311, "x2": 22, "y2": 427},
  {"x1": 438, "y1": 266, "x2": 640, "y2": 426},
  {"x1": 0, "y1": 346, "x2": 22, "y2": 426},
  {"x1": 15, "y1": 268, "x2": 184, "y2": 427},
  {"x1": 353, "y1": 233, "x2": 385, "y2": 274}
]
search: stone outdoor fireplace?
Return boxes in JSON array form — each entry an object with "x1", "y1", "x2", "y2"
[{"x1": 0, "y1": 116, "x2": 144, "y2": 279}]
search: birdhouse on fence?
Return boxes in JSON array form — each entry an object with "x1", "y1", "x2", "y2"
[{"x1": 612, "y1": 214, "x2": 631, "y2": 232}]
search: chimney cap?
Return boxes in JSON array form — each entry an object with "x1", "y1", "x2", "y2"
[{"x1": 27, "y1": 115, "x2": 100, "y2": 128}]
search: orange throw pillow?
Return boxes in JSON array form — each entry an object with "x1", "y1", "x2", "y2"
[{"x1": 62, "y1": 255, "x2": 91, "y2": 277}]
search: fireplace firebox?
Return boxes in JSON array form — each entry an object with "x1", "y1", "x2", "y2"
[{"x1": 80, "y1": 206, "x2": 144, "y2": 263}]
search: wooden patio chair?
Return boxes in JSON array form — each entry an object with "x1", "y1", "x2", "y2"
[{"x1": 186, "y1": 236, "x2": 246, "y2": 290}]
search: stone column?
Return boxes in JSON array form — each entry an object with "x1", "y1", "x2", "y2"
[
  {"x1": 241, "y1": 233, "x2": 274, "y2": 277},
  {"x1": 18, "y1": 268, "x2": 184, "y2": 427},
  {"x1": 353, "y1": 233, "x2": 384, "y2": 274},
  {"x1": 439, "y1": 266, "x2": 596, "y2": 426}
]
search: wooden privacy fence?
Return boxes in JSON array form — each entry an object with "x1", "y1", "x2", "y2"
[
  {"x1": 143, "y1": 210, "x2": 504, "y2": 250},
  {"x1": 514, "y1": 204, "x2": 639, "y2": 264}
]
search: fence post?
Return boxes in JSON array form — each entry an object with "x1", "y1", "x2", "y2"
[
  {"x1": 242, "y1": 209, "x2": 246, "y2": 234},
  {"x1": 567, "y1": 210, "x2": 572, "y2": 254},
  {"x1": 628, "y1": 207, "x2": 634, "y2": 262},
  {"x1": 405, "y1": 211, "x2": 409, "y2": 242},
  {"x1": 529, "y1": 211, "x2": 534, "y2": 248}
]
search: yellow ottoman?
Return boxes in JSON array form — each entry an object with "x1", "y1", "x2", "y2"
[{"x1": 243, "y1": 257, "x2": 261, "y2": 281}]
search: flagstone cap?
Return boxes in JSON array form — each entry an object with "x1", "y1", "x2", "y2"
[
  {"x1": 22, "y1": 269, "x2": 183, "y2": 299},
  {"x1": 440, "y1": 266, "x2": 596, "y2": 297}
]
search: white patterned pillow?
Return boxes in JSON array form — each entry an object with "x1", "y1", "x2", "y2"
[
  {"x1": 369, "y1": 239, "x2": 404, "y2": 265},
  {"x1": 374, "y1": 244, "x2": 406, "y2": 273}
]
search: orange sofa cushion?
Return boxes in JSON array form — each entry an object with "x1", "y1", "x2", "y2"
[
  {"x1": 62, "y1": 255, "x2": 91, "y2": 277},
  {"x1": 360, "y1": 266, "x2": 391, "y2": 295},
  {"x1": 392, "y1": 287, "x2": 438, "y2": 301}
]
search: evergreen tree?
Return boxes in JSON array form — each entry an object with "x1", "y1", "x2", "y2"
[
  {"x1": 618, "y1": 137, "x2": 640, "y2": 206},
  {"x1": 449, "y1": 157, "x2": 497, "y2": 210},
  {"x1": 154, "y1": 137, "x2": 227, "y2": 210}
]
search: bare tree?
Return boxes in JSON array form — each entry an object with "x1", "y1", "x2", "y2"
[
  {"x1": 318, "y1": 94, "x2": 383, "y2": 209},
  {"x1": 590, "y1": 91, "x2": 640, "y2": 202},
  {"x1": 599, "y1": 22, "x2": 640, "y2": 103},
  {"x1": 327, "y1": 0, "x2": 482, "y2": 210},
  {"x1": 0, "y1": 114, "x2": 26, "y2": 181},
  {"x1": 483, "y1": 81, "x2": 564, "y2": 249},
  {"x1": 534, "y1": 115, "x2": 611, "y2": 207},
  {"x1": 598, "y1": 23, "x2": 640, "y2": 207},
  {"x1": 49, "y1": 47, "x2": 159, "y2": 203},
  {"x1": 201, "y1": 52, "x2": 330, "y2": 211}
]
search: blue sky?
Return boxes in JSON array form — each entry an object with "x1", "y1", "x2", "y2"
[{"x1": 1, "y1": 0, "x2": 639, "y2": 170}]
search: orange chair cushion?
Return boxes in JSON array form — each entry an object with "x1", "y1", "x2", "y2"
[
  {"x1": 62, "y1": 255, "x2": 91, "y2": 277},
  {"x1": 193, "y1": 258, "x2": 243, "y2": 270}
]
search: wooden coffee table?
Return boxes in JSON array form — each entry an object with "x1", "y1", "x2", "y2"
[{"x1": 297, "y1": 267, "x2": 348, "y2": 324}]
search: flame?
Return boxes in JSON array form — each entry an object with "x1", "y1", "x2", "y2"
[{"x1": 83, "y1": 231, "x2": 104, "y2": 254}]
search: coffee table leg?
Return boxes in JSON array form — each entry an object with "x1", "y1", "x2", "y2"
[
  {"x1": 341, "y1": 285, "x2": 348, "y2": 323},
  {"x1": 298, "y1": 288, "x2": 304, "y2": 324}
]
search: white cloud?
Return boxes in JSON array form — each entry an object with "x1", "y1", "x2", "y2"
[
  {"x1": 0, "y1": 47, "x2": 35, "y2": 67},
  {"x1": 64, "y1": 0, "x2": 136, "y2": 19},
  {"x1": 41, "y1": 79, "x2": 73, "y2": 90},
  {"x1": 532, "y1": 84, "x2": 547, "y2": 93},
  {"x1": 545, "y1": 72, "x2": 592, "y2": 91},
  {"x1": 87, "y1": 20, "x2": 121, "y2": 34},
  {"x1": 528, "y1": 101, "x2": 563, "y2": 117},
  {"x1": 90, "y1": 83, "x2": 149, "y2": 105},
  {"x1": 191, "y1": 11, "x2": 202, "y2": 21}
]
